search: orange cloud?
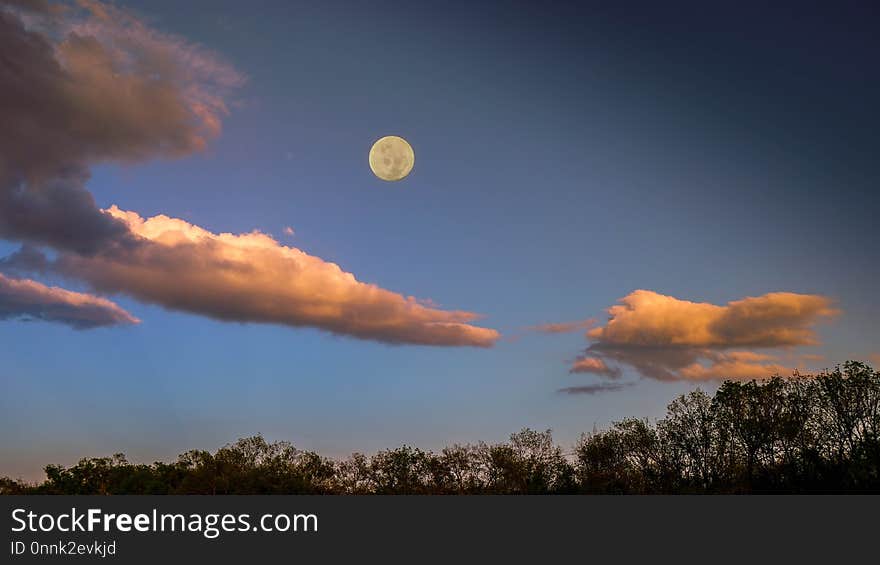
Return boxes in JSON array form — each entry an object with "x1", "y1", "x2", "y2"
[
  {"x1": 52, "y1": 207, "x2": 499, "y2": 346},
  {"x1": 577, "y1": 290, "x2": 837, "y2": 381},
  {"x1": 678, "y1": 352, "x2": 791, "y2": 381},
  {"x1": 0, "y1": 272, "x2": 138, "y2": 329},
  {"x1": 569, "y1": 357, "x2": 621, "y2": 378},
  {"x1": 588, "y1": 290, "x2": 837, "y2": 348}
]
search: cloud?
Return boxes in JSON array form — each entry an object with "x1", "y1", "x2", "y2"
[
  {"x1": 0, "y1": 1, "x2": 242, "y2": 253},
  {"x1": 569, "y1": 356, "x2": 621, "y2": 378},
  {"x1": 677, "y1": 351, "x2": 791, "y2": 381},
  {"x1": 283, "y1": 226, "x2": 295, "y2": 236},
  {"x1": 577, "y1": 290, "x2": 837, "y2": 381},
  {"x1": 0, "y1": 272, "x2": 138, "y2": 329},
  {"x1": 0, "y1": 1, "x2": 499, "y2": 346},
  {"x1": 527, "y1": 319, "x2": 595, "y2": 334},
  {"x1": 48, "y1": 207, "x2": 499, "y2": 346},
  {"x1": 869, "y1": 353, "x2": 880, "y2": 367},
  {"x1": 557, "y1": 382, "x2": 634, "y2": 395},
  {"x1": 0, "y1": 245, "x2": 51, "y2": 276},
  {"x1": 587, "y1": 290, "x2": 837, "y2": 349}
]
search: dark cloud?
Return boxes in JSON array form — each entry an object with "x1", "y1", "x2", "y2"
[
  {"x1": 557, "y1": 382, "x2": 634, "y2": 395},
  {"x1": 0, "y1": 245, "x2": 50, "y2": 276},
  {"x1": 0, "y1": 11, "x2": 132, "y2": 253},
  {"x1": 0, "y1": 2, "x2": 240, "y2": 253},
  {"x1": 0, "y1": 165, "x2": 133, "y2": 254}
]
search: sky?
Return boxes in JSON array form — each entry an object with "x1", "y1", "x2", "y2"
[{"x1": 1, "y1": 0, "x2": 878, "y2": 480}]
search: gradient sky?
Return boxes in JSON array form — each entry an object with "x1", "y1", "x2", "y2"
[{"x1": 1, "y1": 0, "x2": 878, "y2": 480}]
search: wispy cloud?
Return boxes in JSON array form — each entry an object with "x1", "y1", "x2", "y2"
[
  {"x1": 558, "y1": 382, "x2": 634, "y2": 395},
  {"x1": 527, "y1": 319, "x2": 595, "y2": 334}
]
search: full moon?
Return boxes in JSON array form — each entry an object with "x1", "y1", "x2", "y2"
[{"x1": 369, "y1": 135, "x2": 415, "y2": 182}]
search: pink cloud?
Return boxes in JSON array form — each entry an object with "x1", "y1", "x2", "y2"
[
  {"x1": 569, "y1": 357, "x2": 621, "y2": 378},
  {"x1": 0, "y1": 272, "x2": 138, "y2": 329},
  {"x1": 52, "y1": 207, "x2": 499, "y2": 346}
]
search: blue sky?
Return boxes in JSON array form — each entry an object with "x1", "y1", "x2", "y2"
[{"x1": 1, "y1": 0, "x2": 878, "y2": 479}]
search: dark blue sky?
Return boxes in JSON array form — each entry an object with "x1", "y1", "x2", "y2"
[{"x1": 1, "y1": 0, "x2": 878, "y2": 479}]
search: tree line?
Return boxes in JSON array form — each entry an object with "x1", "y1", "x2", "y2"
[{"x1": 2, "y1": 361, "x2": 878, "y2": 494}]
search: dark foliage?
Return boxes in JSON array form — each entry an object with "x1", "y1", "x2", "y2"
[{"x1": 3, "y1": 362, "x2": 878, "y2": 494}]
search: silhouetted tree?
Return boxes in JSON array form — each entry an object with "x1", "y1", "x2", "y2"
[
  {"x1": 3, "y1": 362, "x2": 878, "y2": 494},
  {"x1": 657, "y1": 389, "x2": 721, "y2": 491}
]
